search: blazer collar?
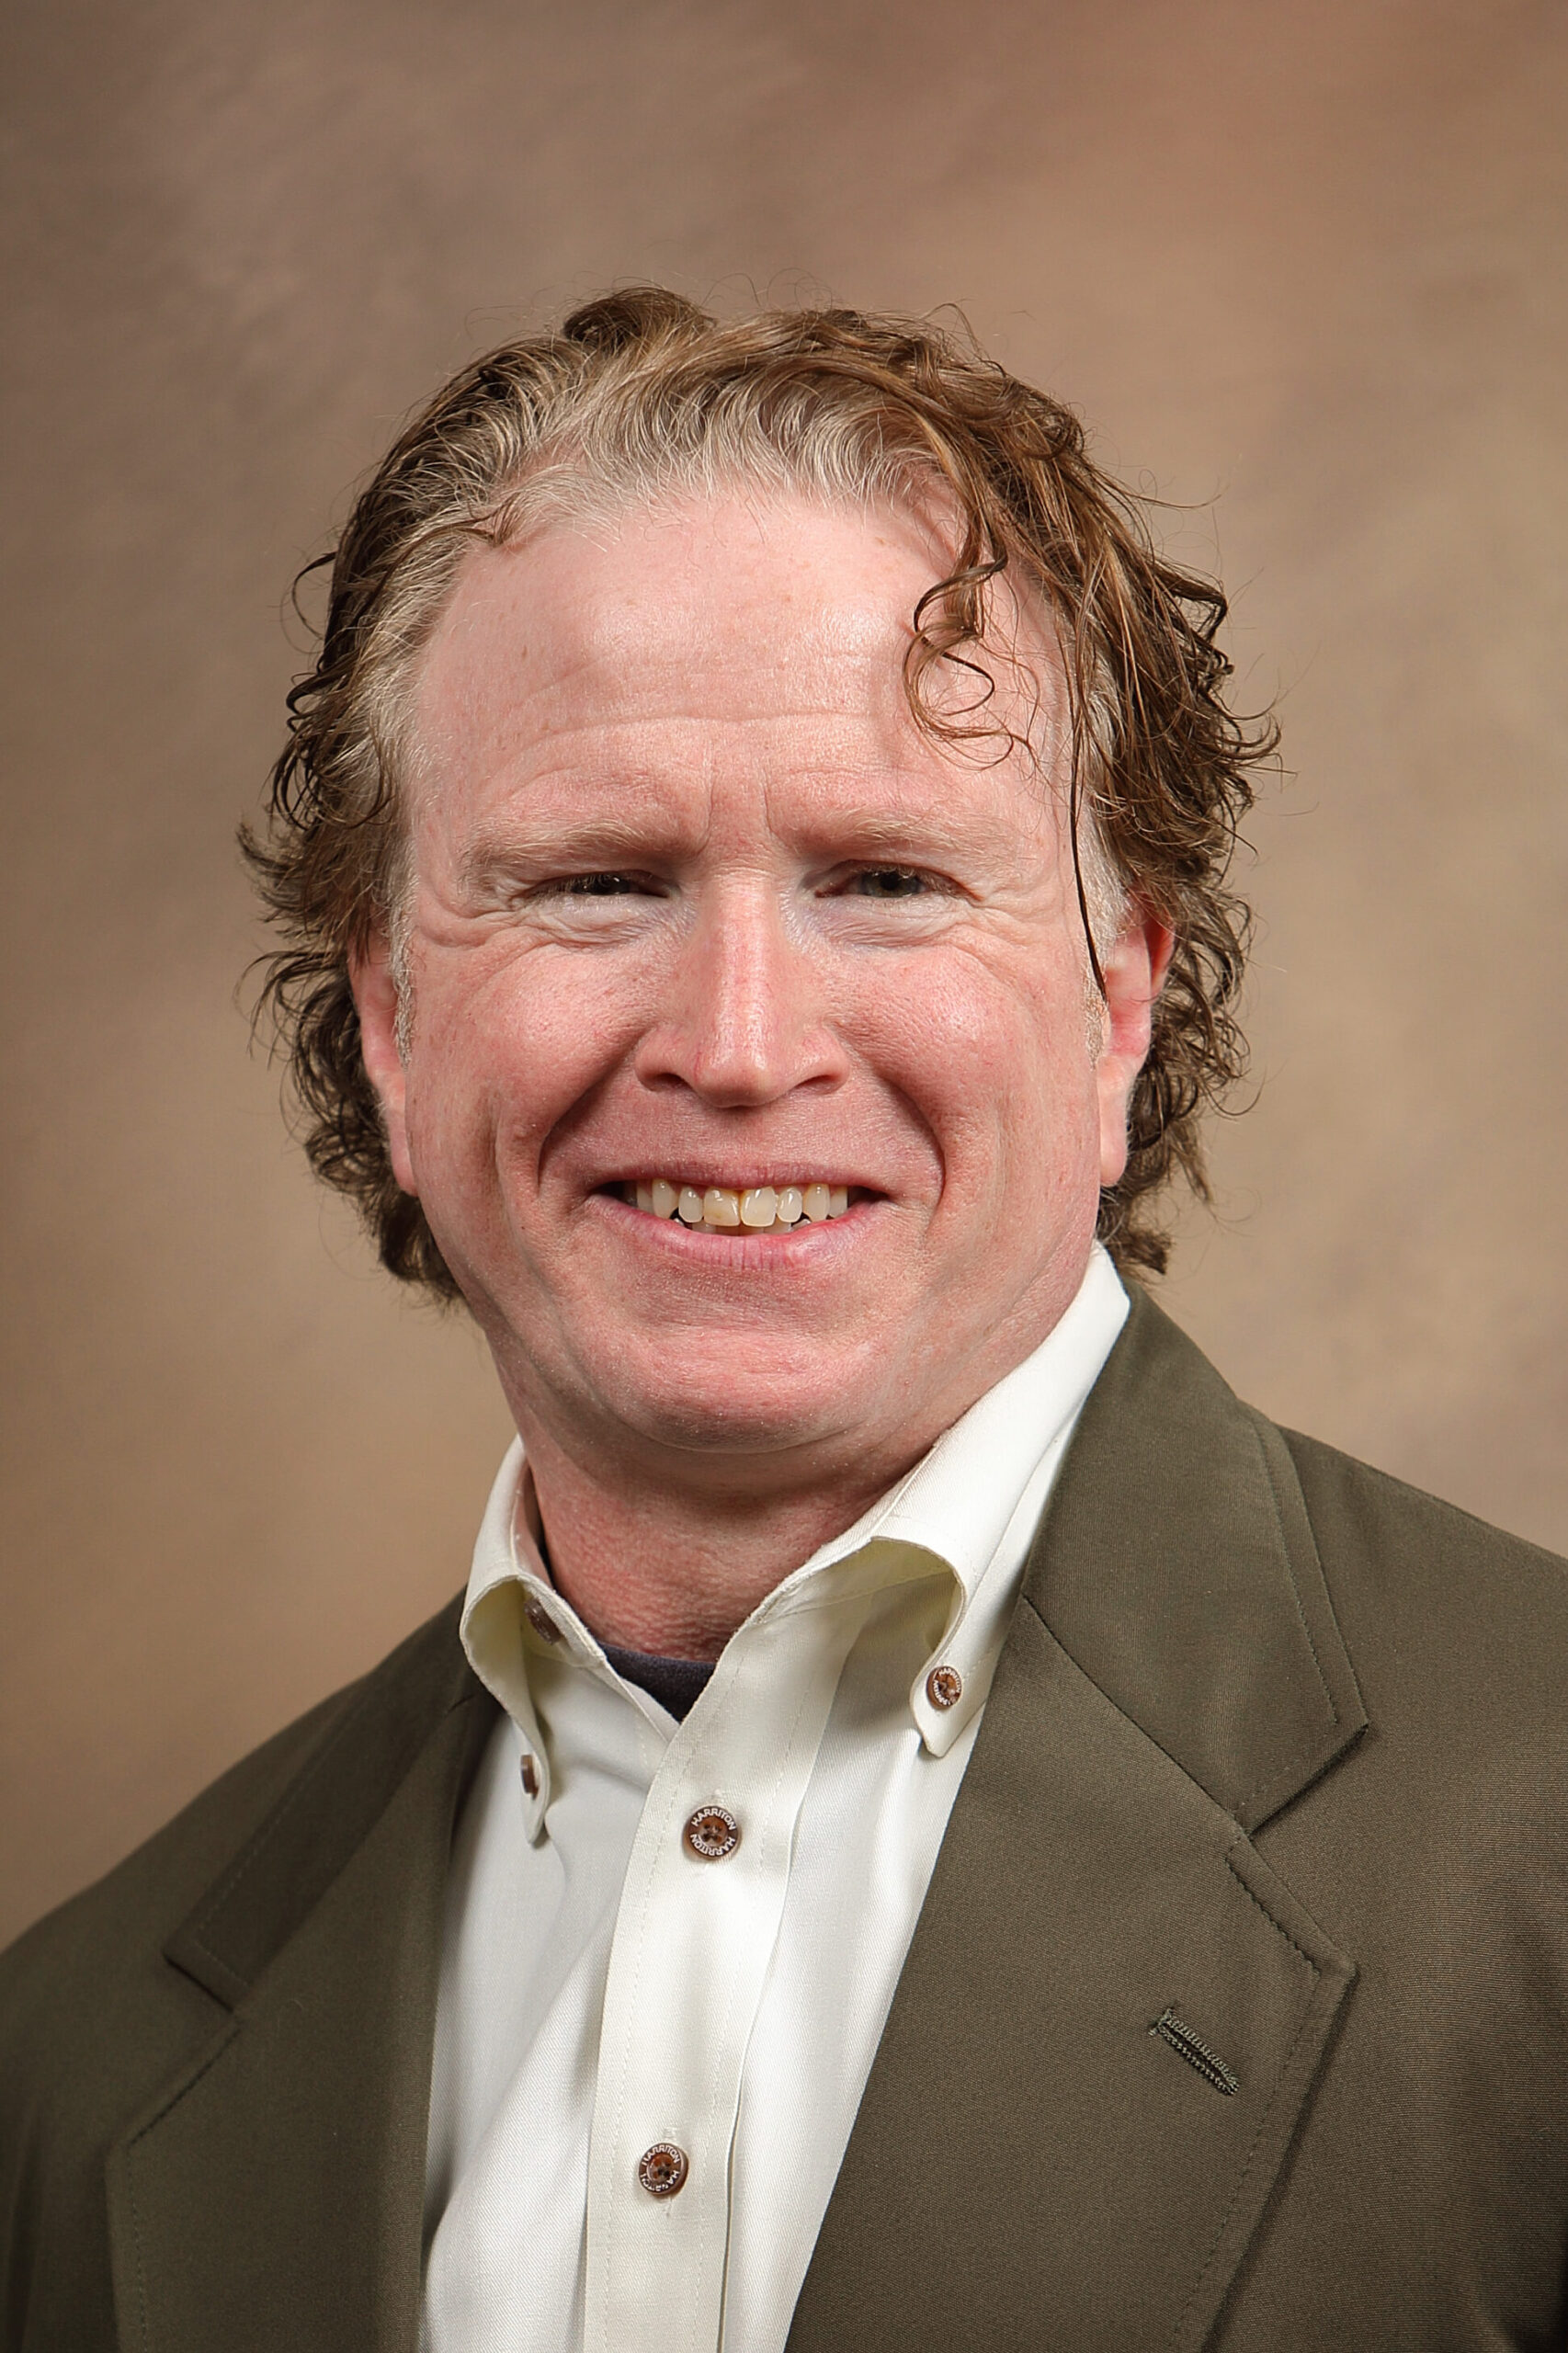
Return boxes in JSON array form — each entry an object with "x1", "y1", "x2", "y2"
[
  {"x1": 107, "y1": 1602, "x2": 495, "y2": 2353},
  {"x1": 790, "y1": 1288, "x2": 1368, "y2": 2353},
  {"x1": 1026, "y1": 1282, "x2": 1367, "y2": 1833}
]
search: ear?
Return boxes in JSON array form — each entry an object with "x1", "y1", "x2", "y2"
[
  {"x1": 1095, "y1": 908, "x2": 1176, "y2": 1188},
  {"x1": 349, "y1": 931, "x2": 419, "y2": 1197}
]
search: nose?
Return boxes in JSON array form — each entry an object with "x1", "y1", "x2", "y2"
[{"x1": 632, "y1": 882, "x2": 846, "y2": 1108}]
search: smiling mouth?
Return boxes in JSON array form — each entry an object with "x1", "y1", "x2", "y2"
[{"x1": 613, "y1": 1178, "x2": 858, "y2": 1233}]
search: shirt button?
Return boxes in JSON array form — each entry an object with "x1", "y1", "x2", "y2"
[
  {"x1": 523, "y1": 1597, "x2": 562, "y2": 1643},
  {"x1": 683, "y1": 1803, "x2": 740, "y2": 1860},
  {"x1": 519, "y1": 1753, "x2": 540, "y2": 1797},
  {"x1": 638, "y1": 2143, "x2": 689, "y2": 2197},
  {"x1": 926, "y1": 1664, "x2": 963, "y2": 1710}
]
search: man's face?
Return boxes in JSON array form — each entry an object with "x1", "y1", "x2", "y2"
[{"x1": 355, "y1": 492, "x2": 1167, "y2": 1498}]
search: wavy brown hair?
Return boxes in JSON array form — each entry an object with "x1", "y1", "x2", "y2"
[{"x1": 243, "y1": 288, "x2": 1272, "y2": 1295}]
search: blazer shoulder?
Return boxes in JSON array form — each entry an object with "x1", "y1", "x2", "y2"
[
  {"x1": 3, "y1": 1592, "x2": 470, "y2": 2008},
  {"x1": 1278, "y1": 1419, "x2": 1568, "y2": 1597},
  {"x1": 0, "y1": 1596, "x2": 471, "y2": 2154},
  {"x1": 1275, "y1": 1420, "x2": 1568, "y2": 1756},
  {"x1": 6, "y1": 1685, "x2": 330, "y2": 2004}
]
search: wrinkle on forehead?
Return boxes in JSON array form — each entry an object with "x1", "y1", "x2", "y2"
[{"x1": 408, "y1": 488, "x2": 1074, "y2": 828}]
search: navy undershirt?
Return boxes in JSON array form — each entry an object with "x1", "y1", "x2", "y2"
[
  {"x1": 535, "y1": 1530, "x2": 715, "y2": 1722},
  {"x1": 601, "y1": 1643, "x2": 715, "y2": 1723}
]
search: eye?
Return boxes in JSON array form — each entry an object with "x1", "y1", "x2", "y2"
[
  {"x1": 850, "y1": 867, "x2": 931, "y2": 899},
  {"x1": 562, "y1": 871, "x2": 647, "y2": 896},
  {"x1": 517, "y1": 869, "x2": 668, "y2": 915}
]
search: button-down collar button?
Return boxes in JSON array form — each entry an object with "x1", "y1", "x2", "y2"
[
  {"x1": 638, "y1": 2143, "x2": 689, "y2": 2197},
  {"x1": 519, "y1": 1753, "x2": 540, "y2": 1798},
  {"x1": 926, "y1": 1664, "x2": 962, "y2": 1711},
  {"x1": 683, "y1": 1804, "x2": 740, "y2": 1861},
  {"x1": 523, "y1": 1597, "x2": 562, "y2": 1644}
]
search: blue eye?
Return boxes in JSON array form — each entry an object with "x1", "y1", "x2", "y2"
[
  {"x1": 854, "y1": 868, "x2": 927, "y2": 898},
  {"x1": 565, "y1": 872, "x2": 641, "y2": 895}
]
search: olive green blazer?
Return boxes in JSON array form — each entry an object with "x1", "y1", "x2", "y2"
[{"x1": 6, "y1": 1292, "x2": 1568, "y2": 2350}]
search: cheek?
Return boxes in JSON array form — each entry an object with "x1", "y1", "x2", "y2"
[
  {"x1": 401, "y1": 947, "x2": 637, "y2": 1190},
  {"x1": 851, "y1": 948, "x2": 1098, "y2": 1186}
]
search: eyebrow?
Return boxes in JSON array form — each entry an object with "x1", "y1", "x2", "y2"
[
  {"x1": 457, "y1": 780, "x2": 1040, "y2": 867},
  {"x1": 781, "y1": 799, "x2": 1036, "y2": 863},
  {"x1": 454, "y1": 812, "x2": 1033, "y2": 900},
  {"x1": 455, "y1": 808, "x2": 692, "y2": 888}
]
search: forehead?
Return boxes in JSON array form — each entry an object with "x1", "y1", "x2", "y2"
[{"x1": 409, "y1": 489, "x2": 1066, "y2": 822}]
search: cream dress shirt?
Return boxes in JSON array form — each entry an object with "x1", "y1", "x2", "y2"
[{"x1": 421, "y1": 1245, "x2": 1128, "y2": 2353}]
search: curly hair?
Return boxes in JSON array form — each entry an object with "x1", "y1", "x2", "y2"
[{"x1": 242, "y1": 287, "x2": 1272, "y2": 1294}]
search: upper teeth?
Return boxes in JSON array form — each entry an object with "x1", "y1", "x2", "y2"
[{"x1": 628, "y1": 1180, "x2": 851, "y2": 1231}]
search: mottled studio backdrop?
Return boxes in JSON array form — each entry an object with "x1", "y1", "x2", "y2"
[{"x1": 4, "y1": 0, "x2": 1565, "y2": 1944}]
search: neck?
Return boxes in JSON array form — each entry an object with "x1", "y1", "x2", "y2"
[{"x1": 514, "y1": 1415, "x2": 917, "y2": 1661}]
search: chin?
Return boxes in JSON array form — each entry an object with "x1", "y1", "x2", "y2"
[{"x1": 588, "y1": 1341, "x2": 868, "y2": 1459}]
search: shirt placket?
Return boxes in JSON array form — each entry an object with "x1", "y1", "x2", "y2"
[{"x1": 581, "y1": 1567, "x2": 895, "y2": 2353}]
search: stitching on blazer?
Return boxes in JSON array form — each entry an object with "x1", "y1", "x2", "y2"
[
  {"x1": 1234, "y1": 1415, "x2": 1341, "y2": 1816},
  {"x1": 1255, "y1": 1417, "x2": 1336, "y2": 1710},
  {"x1": 1165, "y1": 1857, "x2": 1324, "y2": 2347},
  {"x1": 1023, "y1": 1404, "x2": 1349, "y2": 1827},
  {"x1": 185, "y1": 1673, "x2": 478, "y2": 1976},
  {"x1": 1165, "y1": 2029, "x2": 1301, "y2": 2352},
  {"x1": 1220, "y1": 1850, "x2": 1316, "y2": 1975},
  {"x1": 129, "y1": 2160, "x2": 150, "y2": 2353},
  {"x1": 1152, "y1": 2008, "x2": 1240, "y2": 2096},
  {"x1": 124, "y1": 2029, "x2": 237, "y2": 2349},
  {"x1": 182, "y1": 1675, "x2": 385, "y2": 1968}
]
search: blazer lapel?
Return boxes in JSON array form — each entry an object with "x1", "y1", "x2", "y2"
[
  {"x1": 105, "y1": 1606, "x2": 494, "y2": 2353},
  {"x1": 789, "y1": 1290, "x2": 1367, "y2": 2353}
]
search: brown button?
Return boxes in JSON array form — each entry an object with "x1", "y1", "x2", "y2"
[
  {"x1": 683, "y1": 1804, "x2": 740, "y2": 1861},
  {"x1": 638, "y1": 2142, "x2": 689, "y2": 2197},
  {"x1": 519, "y1": 1753, "x2": 540, "y2": 1797},
  {"x1": 523, "y1": 1597, "x2": 562, "y2": 1643},
  {"x1": 926, "y1": 1664, "x2": 962, "y2": 1711}
]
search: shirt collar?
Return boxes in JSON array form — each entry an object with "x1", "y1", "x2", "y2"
[
  {"x1": 461, "y1": 1245, "x2": 1128, "y2": 1820},
  {"x1": 798, "y1": 1241, "x2": 1128, "y2": 1753}
]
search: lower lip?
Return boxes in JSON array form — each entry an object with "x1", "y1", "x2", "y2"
[{"x1": 587, "y1": 1190, "x2": 880, "y2": 1267}]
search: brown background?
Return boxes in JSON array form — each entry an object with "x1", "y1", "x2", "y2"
[{"x1": 4, "y1": 0, "x2": 1565, "y2": 1949}]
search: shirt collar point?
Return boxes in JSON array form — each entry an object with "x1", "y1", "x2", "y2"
[{"x1": 914, "y1": 1705, "x2": 973, "y2": 1758}]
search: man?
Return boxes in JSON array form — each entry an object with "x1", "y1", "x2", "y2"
[{"x1": 4, "y1": 290, "x2": 1566, "y2": 2352}]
